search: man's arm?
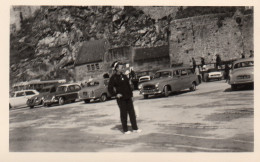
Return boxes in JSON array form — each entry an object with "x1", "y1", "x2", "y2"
[{"x1": 108, "y1": 75, "x2": 116, "y2": 96}]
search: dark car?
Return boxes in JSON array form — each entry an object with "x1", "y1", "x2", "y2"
[
  {"x1": 26, "y1": 85, "x2": 57, "y2": 108},
  {"x1": 43, "y1": 83, "x2": 81, "y2": 106}
]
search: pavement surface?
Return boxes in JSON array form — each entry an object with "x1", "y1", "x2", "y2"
[{"x1": 9, "y1": 80, "x2": 254, "y2": 152}]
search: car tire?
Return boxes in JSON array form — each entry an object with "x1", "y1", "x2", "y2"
[
  {"x1": 190, "y1": 82, "x2": 196, "y2": 91},
  {"x1": 9, "y1": 104, "x2": 12, "y2": 109},
  {"x1": 100, "y1": 94, "x2": 107, "y2": 102},
  {"x1": 58, "y1": 97, "x2": 65, "y2": 105},
  {"x1": 163, "y1": 86, "x2": 170, "y2": 97},
  {"x1": 71, "y1": 99, "x2": 76, "y2": 103},
  {"x1": 84, "y1": 99, "x2": 90, "y2": 103},
  {"x1": 30, "y1": 106, "x2": 34, "y2": 109},
  {"x1": 231, "y1": 84, "x2": 237, "y2": 91},
  {"x1": 144, "y1": 94, "x2": 149, "y2": 99}
]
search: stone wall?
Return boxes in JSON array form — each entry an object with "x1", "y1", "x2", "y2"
[
  {"x1": 169, "y1": 12, "x2": 253, "y2": 66},
  {"x1": 74, "y1": 62, "x2": 105, "y2": 82}
]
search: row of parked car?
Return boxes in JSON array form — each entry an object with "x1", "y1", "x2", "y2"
[{"x1": 9, "y1": 57, "x2": 253, "y2": 109}]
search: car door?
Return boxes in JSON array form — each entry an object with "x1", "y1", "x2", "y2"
[
  {"x1": 170, "y1": 70, "x2": 182, "y2": 91},
  {"x1": 66, "y1": 85, "x2": 76, "y2": 101},
  {"x1": 180, "y1": 69, "x2": 190, "y2": 90},
  {"x1": 13, "y1": 92, "x2": 27, "y2": 108}
]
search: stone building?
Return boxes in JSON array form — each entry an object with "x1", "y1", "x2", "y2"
[
  {"x1": 74, "y1": 39, "x2": 110, "y2": 81},
  {"x1": 169, "y1": 12, "x2": 253, "y2": 66}
]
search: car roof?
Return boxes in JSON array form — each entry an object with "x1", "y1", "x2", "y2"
[
  {"x1": 233, "y1": 58, "x2": 253, "y2": 64},
  {"x1": 156, "y1": 67, "x2": 191, "y2": 72},
  {"x1": 58, "y1": 83, "x2": 80, "y2": 87},
  {"x1": 13, "y1": 89, "x2": 38, "y2": 93}
]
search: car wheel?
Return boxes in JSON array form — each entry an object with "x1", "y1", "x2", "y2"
[
  {"x1": 144, "y1": 94, "x2": 149, "y2": 99},
  {"x1": 30, "y1": 106, "x2": 34, "y2": 109},
  {"x1": 190, "y1": 82, "x2": 196, "y2": 91},
  {"x1": 231, "y1": 84, "x2": 237, "y2": 91},
  {"x1": 9, "y1": 104, "x2": 12, "y2": 109},
  {"x1": 163, "y1": 86, "x2": 170, "y2": 97},
  {"x1": 100, "y1": 94, "x2": 107, "y2": 102},
  {"x1": 58, "y1": 97, "x2": 65, "y2": 105},
  {"x1": 84, "y1": 99, "x2": 90, "y2": 103},
  {"x1": 71, "y1": 99, "x2": 76, "y2": 103}
]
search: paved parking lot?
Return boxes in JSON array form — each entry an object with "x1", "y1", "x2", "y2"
[{"x1": 9, "y1": 80, "x2": 254, "y2": 152}]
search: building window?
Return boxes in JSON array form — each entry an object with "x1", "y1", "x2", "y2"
[
  {"x1": 91, "y1": 64, "x2": 95, "y2": 71},
  {"x1": 87, "y1": 65, "x2": 91, "y2": 71},
  {"x1": 95, "y1": 63, "x2": 100, "y2": 70}
]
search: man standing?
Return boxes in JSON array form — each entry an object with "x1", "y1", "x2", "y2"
[
  {"x1": 216, "y1": 54, "x2": 222, "y2": 69},
  {"x1": 192, "y1": 57, "x2": 196, "y2": 72},
  {"x1": 108, "y1": 61, "x2": 142, "y2": 135}
]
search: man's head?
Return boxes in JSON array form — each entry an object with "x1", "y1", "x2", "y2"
[{"x1": 111, "y1": 61, "x2": 124, "y2": 74}]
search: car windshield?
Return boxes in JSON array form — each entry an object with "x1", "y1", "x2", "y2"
[
  {"x1": 154, "y1": 71, "x2": 172, "y2": 79},
  {"x1": 57, "y1": 86, "x2": 67, "y2": 92},
  {"x1": 87, "y1": 81, "x2": 99, "y2": 87},
  {"x1": 10, "y1": 93, "x2": 15, "y2": 97},
  {"x1": 137, "y1": 71, "x2": 149, "y2": 77},
  {"x1": 208, "y1": 69, "x2": 219, "y2": 72},
  {"x1": 234, "y1": 61, "x2": 254, "y2": 69},
  {"x1": 40, "y1": 88, "x2": 50, "y2": 93}
]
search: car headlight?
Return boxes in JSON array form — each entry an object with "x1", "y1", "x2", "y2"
[
  {"x1": 155, "y1": 83, "x2": 159, "y2": 87},
  {"x1": 138, "y1": 84, "x2": 143, "y2": 90}
]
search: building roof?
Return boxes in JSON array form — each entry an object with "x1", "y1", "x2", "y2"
[
  {"x1": 134, "y1": 45, "x2": 169, "y2": 61},
  {"x1": 75, "y1": 39, "x2": 110, "y2": 66}
]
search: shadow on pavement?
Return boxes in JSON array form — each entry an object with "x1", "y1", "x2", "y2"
[{"x1": 224, "y1": 84, "x2": 254, "y2": 92}]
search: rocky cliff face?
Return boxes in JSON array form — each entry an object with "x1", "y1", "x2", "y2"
[{"x1": 10, "y1": 6, "x2": 252, "y2": 86}]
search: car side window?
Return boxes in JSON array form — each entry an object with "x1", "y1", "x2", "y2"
[
  {"x1": 74, "y1": 85, "x2": 81, "y2": 91},
  {"x1": 16, "y1": 92, "x2": 25, "y2": 97},
  {"x1": 68, "y1": 85, "x2": 75, "y2": 92},
  {"x1": 187, "y1": 69, "x2": 193, "y2": 75},
  {"x1": 181, "y1": 70, "x2": 188, "y2": 76},
  {"x1": 25, "y1": 91, "x2": 35, "y2": 95},
  {"x1": 50, "y1": 87, "x2": 56, "y2": 93}
]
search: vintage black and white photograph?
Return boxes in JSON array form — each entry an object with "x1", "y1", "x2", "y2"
[{"x1": 9, "y1": 5, "x2": 254, "y2": 152}]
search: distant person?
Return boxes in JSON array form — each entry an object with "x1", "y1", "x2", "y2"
[
  {"x1": 241, "y1": 53, "x2": 245, "y2": 59},
  {"x1": 200, "y1": 57, "x2": 205, "y2": 67},
  {"x1": 249, "y1": 50, "x2": 254, "y2": 58},
  {"x1": 216, "y1": 54, "x2": 222, "y2": 69},
  {"x1": 224, "y1": 64, "x2": 230, "y2": 82},
  {"x1": 108, "y1": 61, "x2": 142, "y2": 135},
  {"x1": 192, "y1": 57, "x2": 196, "y2": 72}
]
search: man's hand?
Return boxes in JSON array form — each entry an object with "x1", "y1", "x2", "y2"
[{"x1": 116, "y1": 93, "x2": 123, "y2": 98}]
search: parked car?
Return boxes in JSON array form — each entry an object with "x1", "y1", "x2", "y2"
[
  {"x1": 204, "y1": 68, "x2": 223, "y2": 82},
  {"x1": 228, "y1": 58, "x2": 254, "y2": 90},
  {"x1": 9, "y1": 90, "x2": 39, "y2": 109},
  {"x1": 132, "y1": 71, "x2": 154, "y2": 89},
  {"x1": 78, "y1": 78, "x2": 112, "y2": 103},
  {"x1": 139, "y1": 67, "x2": 199, "y2": 99},
  {"x1": 26, "y1": 85, "x2": 57, "y2": 108},
  {"x1": 43, "y1": 83, "x2": 81, "y2": 106}
]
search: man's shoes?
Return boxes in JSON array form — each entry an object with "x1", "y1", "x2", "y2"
[
  {"x1": 124, "y1": 131, "x2": 131, "y2": 135},
  {"x1": 133, "y1": 129, "x2": 142, "y2": 133}
]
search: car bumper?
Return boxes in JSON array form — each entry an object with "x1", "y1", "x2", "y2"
[
  {"x1": 140, "y1": 89, "x2": 162, "y2": 95},
  {"x1": 229, "y1": 80, "x2": 253, "y2": 85},
  {"x1": 43, "y1": 99, "x2": 58, "y2": 105},
  {"x1": 78, "y1": 95, "x2": 96, "y2": 101},
  {"x1": 208, "y1": 76, "x2": 222, "y2": 79}
]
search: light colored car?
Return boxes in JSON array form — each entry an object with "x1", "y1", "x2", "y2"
[
  {"x1": 229, "y1": 58, "x2": 254, "y2": 90},
  {"x1": 43, "y1": 83, "x2": 81, "y2": 106},
  {"x1": 139, "y1": 67, "x2": 200, "y2": 99},
  {"x1": 78, "y1": 78, "x2": 112, "y2": 103},
  {"x1": 204, "y1": 68, "x2": 223, "y2": 82},
  {"x1": 9, "y1": 90, "x2": 39, "y2": 109}
]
